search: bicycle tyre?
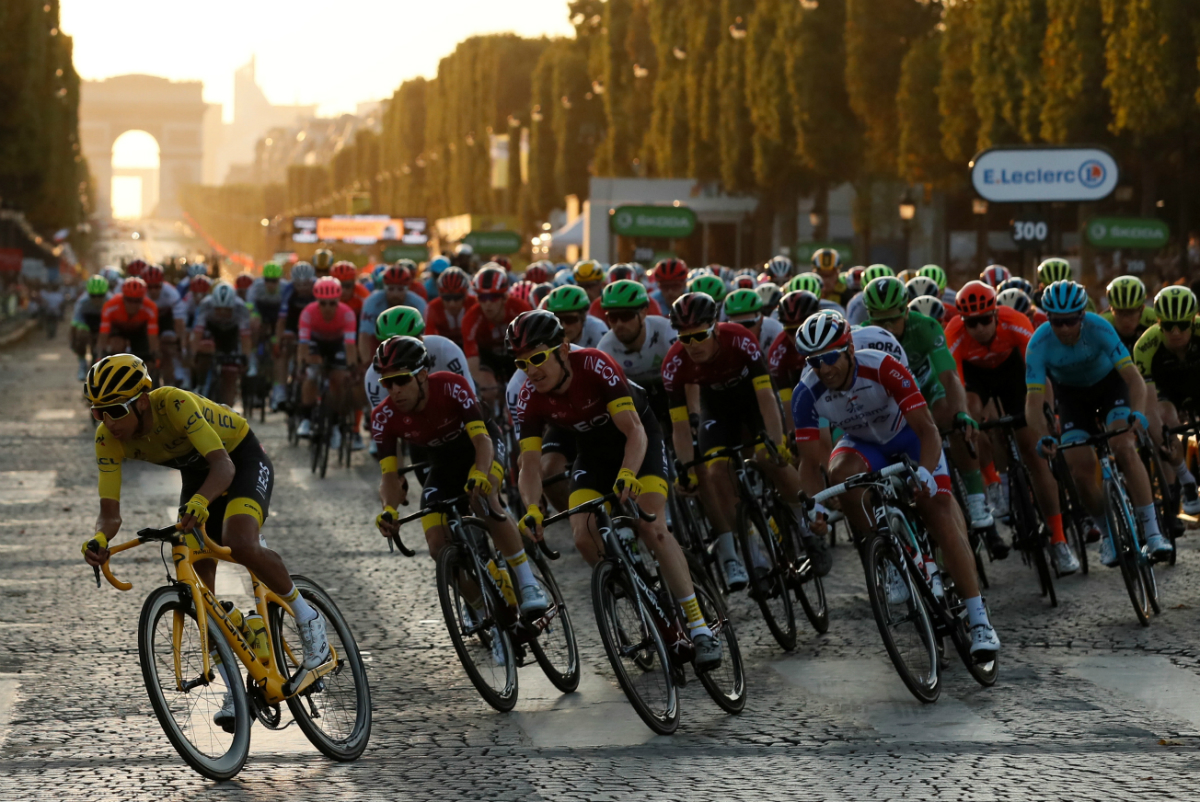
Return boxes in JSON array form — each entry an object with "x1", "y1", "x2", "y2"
[
  {"x1": 935, "y1": 577, "x2": 999, "y2": 688},
  {"x1": 1138, "y1": 433, "x2": 1176, "y2": 568},
  {"x1": 772, "y1": 498, "x2": 829, "y2": 634},
  {"x1": 526, "y1": 547, "x2": 581, "y2": 693},
  {"x1": 862, "y1": 534, "x2": 941, "y2": 704},
  {"x1": 1105, "y1": 482, "x2": 1152, "y2": 627},
  {"x1": 1012, "y1": 466, "x2": 1057, "y2": 607},
  {"x1": 1056, "y1": 461, "x2": 1089, "y2": 576},
  {"x1": 435, "y1": 544, "x2": 519, "y2": 711},
  {"x1": 736, "y1": 484, "x2": 797, "y2": 652},
  {"x1": 138, "y1": 585, "x2": 251, "y2": 781},
  {"x1": 268, "y1": 576, "x2": 372, "y2": 760},
  {"x1": 691, "y1": 567, "x2": 746, "y2": 714},
  {"x1": 592, "y1": 559, "x2": 679, "y2": 735}
]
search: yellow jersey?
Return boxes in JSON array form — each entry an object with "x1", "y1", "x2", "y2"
[{"x1": 94, "y1": 387, "x2": 249, "y2": 500}]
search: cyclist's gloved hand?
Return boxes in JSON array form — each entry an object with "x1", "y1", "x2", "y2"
[
  {"x1": 376, "y1": 505, "x2": 398, "y2": 535},
  {"x1": 675, "y1": 467, "x2": 698, "y2": 494},
  {"x1": 775, "y1": 436, "x2": 793, "y2": 463},
  {"x1": 1036, "y1": 435, "x2": 1058, "y2": 459},
  {"x1": 180, "y1": 494, "x2": 210, "y2": 525},
  {"x1": 614, "y1": 468, "x2": 642, "y2": 501},
  {"x1": 465, "y1": 466, "x2": 493, "y2": 496},
  {"x1": 955, "y1": 411, "x2": 978, "y2": 430},
  {"x1": 916, "y1": 466, "x2": 939, "y2": 497},
  {"x1": 519, "y1": 504, "x2": 544, "y2": 538},
  {"x1": 1128, "y1": 410, "x2": 1148, "y2": 431},
  {"x1": 81, "y1": 531, "x2": 109, "y2": 566}
]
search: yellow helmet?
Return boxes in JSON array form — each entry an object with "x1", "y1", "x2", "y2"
[
  {"x1": 811, "y1": 247, "x2": 841, "y2": 275},
  {"x1": 85, "y1": 354, "x2": 152, "y2": 406},
  {"x1": 573, "y1": 259, "x2": 605, "y2": 284}
]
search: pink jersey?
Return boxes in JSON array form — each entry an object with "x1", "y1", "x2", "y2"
[{"x1": 298, "y1": 301, "x2": 357, "y2": 345}]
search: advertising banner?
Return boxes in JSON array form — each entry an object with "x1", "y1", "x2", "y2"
[
  {"x1": 292, "y1": 216, "x2": 428, "y2": 245},
  {"x1": 971, "y1": 146, "x2": 1119, "y2": 203}
]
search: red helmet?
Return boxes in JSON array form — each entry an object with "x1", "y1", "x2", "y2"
[
  {"x1": 607, "y1": 264, "x2": 637, "y2": 283},
  {"x1": 509, "y1": 280, "x2": 535, "y2": 305},
  {"x1": 235, "y1": 272, "x2": 254, "y2": 290},
  {"x1": 121, "y1": 276, "x2": 147, "y2": 300},
  {"x1": 654, "y1": 258, "x2": 688, "y2": 283},
  {"x1": 125, "y1": 259, "x2": 148, "y2": 278},
  {"x1": 189, "y1": 275, "x2": 212, "y2": 294},
  {"x1": 313, "y1": 276, "x2": 343, "y2": 300},
  {"x1": 531, "y1": 282, "x2": 554, "y2": 306},
  {"x1": 473, "y1": 265, "x2": 509, "y2": 295},
  {"x1": 383, "y1": 263, "x2": 412, "y2": 286},
  {"x1": 733, "y1": 275, "x2": 756, "y2": 291},
  {"x1": 331, "y1": 261, "x2": 358, "y2": 283},
  {"x1": 525, "y1": 262, "x2": 552, "y2": 285},
  {"x1": 489, "y1": 255, "x2": 513, "y2": 271},
  {"x1": 438, "y1": 267, "x2": 470, "y2": 295},
  {"x1": 955, "y1": 281, "x2": 997, "y2": 316},
  {"x1": 981, "y1": 264, "x2": 1012, "y2": 288},
  {"x1": 142, "y1": 265, "x2": 164, "y2": 286}
]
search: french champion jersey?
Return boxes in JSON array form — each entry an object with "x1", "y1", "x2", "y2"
[{"x1": 792, "y1": 349, "x2": 926, "y2": 446}]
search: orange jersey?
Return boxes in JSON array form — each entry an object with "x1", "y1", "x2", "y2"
[
  {"x1": 945, "y1": 304, "x2": 1032, "y2": 374},
  {"x1": 99, "y1": 296, "x2": 159, "y2": 337}
]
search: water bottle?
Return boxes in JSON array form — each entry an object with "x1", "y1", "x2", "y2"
[
  {"x1": 243, "y1": 613, "x2": 270, "y2": 663},
  {"x1": 220, "y1": 600, "x2": 244, "y2": 632},
  {"x1": 617, "y1": 526, "x2": 642, "y2": 566}
]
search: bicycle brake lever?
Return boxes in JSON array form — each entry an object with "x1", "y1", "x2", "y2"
[
  {"x1": 87, "y1": 540, "x2": 101, "y2": 587},
  {"x1": 536, "y1": 539, "x2": 561, "y2": 560}
]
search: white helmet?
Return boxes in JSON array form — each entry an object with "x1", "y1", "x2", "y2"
[
  {"x1": 905, "y1": 276, "x2": 940, "y2": 301},
  {"x1": 187, "y1": 263, "x2": 209, "y2": 278},
  {"x1": 765, "y1": 255, "x2": 794, "y2": 281},
  {"x1": 794, "y1": 311, "x2": 851, "y2": 355},
  {"x1": 209, "y1": 282, "x2": 241, "y2": 308},
  {"x1": 995, "y1": 288, "x2": 1032, "y2": 315},
  {"x1": 291, "y1": 261, "x2": 315, "y2": 283},
  {"x1": 908, "y1": 295, "x2": 946, "y2": 321},
  {"x1": 100, "y1": 266, "x2": 122, "y2": 284}
]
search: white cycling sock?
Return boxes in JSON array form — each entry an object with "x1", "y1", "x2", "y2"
[
  {"x1": 715, "y1": 532, "x2": 739, "y2": 564},
  {"x1": 210, "y1": 649, "x2": 234, "y2": 690},
  {"x1": 1136, "y1": 504, "x2": 1161, "y2": 537},
  {"x1": 284, "y1": 585, "x2": 318, "y2": 623},
  {"x1": 1173, "y1": 460, "x2": 1195, "y2": 487},
  {"x1": 504, "y1": 549, "x2": 537, "y2": 589},
  {"x1": 964, "y1": 595, "x2": 988, "y2": 628}
]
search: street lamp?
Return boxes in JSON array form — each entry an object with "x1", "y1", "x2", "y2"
[
  {"x1": 898, "y1": 189, "x2": 916, "y2": 272},
  {"x1": 973, "y1": 198, "x2": 988, "y2": 272}
]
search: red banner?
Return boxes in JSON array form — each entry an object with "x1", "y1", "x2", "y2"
[{"x1": 0, "y1": 248, "x2": 21, "y2": 273}]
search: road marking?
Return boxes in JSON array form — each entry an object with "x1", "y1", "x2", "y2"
[
  {"x1": 513, "y1": 667, "x2": 659, "y2": 747},
  {"x1": 0, "y1": 676, "x2": 19, "y2": 746},
  {"x1": 0, "y1": 579, "x2": 48, "y2": 586},
  {"x1": 1060, "y1": 654, "x2": 1200, "y2": 734},
  {"x1": 0, "y1": 519, "x2": 57, "y2": 527},
  {"x1": 0, "y1": 623, "x2": 51, "y2": 629},
  {"x1": 774, "y1": 657, "x2": 1014, "y2": 742},
  {"x1": 0, "y1": 471, "x2": 56, "y2": 505},
  {"x1": 35, "y1": 352, "x2": 61, "y2": 361},
  {"x1": 33, "y1": 409, "x2": 75, "y2": 420}
]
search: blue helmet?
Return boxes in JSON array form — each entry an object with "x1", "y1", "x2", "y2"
[
  {"x1": 1039, "y1": 280, "x2": 1089, "y2": 315},
  {"x1": 428, "y1": 256, "x2": 451, "y2": 275}
]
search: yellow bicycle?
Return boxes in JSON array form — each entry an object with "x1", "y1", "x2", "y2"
[{"x1": 90, "y1": 522, "x2": 371, "y2": 780}]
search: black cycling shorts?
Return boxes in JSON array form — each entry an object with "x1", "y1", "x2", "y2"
[
  {"x1": 179, "y1": 430, "x2": 273, "y2": 544},
  {"x1": 697, "y1": 380, "x2": 766, "y2": 458},
  {"x1": 542, "y1": 425, "x2": 577, "y2": 461},
  {"x1": 313, "y1": 339, "x2": 348, "y2": 368},
  {"x1": 419, "y1": 420, "x2": 505, "y2": 530},
  {"x1": 203, "y1": 323, "x2": 240, "y2": 355},
  {"x1": 962, "y1": 350, "x2": 1027, "y2": 425},
  {"x1": 1055, "y1": 370, "x2": 1132, "y2": 444},
  {"x1": 568, "y1": 410, "x2": 669, "y2": 507}
]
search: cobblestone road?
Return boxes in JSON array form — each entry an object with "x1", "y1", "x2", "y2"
[{"x1": 3, "y1": 331, "x2": 1200, "y2": 801}]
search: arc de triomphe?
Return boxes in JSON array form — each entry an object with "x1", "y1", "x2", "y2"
[{"x1": 80, "y1": 75, "x2": 206, "y2": 219}]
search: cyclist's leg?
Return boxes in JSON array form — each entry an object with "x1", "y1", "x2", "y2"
[
  {"x1": 695, "y1": 396, "x2": 748, "y2": 577},
  {"x1": 1157, "y1": 397, "x2": 1199, "y2": 507},
  {"x1": 825, "y1": 442, "x2": 873, "y2": 534},
  {"x1": 540, "y1": 427, "x2": 574, "y2": 513}
]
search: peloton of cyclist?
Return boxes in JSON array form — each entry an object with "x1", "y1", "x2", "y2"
[
  {"x1": 463, "y1": 264, "x2": 533, "y2": 378},
  {"x1": 71, "y1": 275, "x2": 112, "y2": 380},
  {"x1": 294, "y1": 277, "x2": 359, "y2": 448},
  {"x1": 424, "y1": 267, "x2": 477, "y2": 348},
  {"x1": 98, "y1": 277, "x2": 159, "y2": 364}
]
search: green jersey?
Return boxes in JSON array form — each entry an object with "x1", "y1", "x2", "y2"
[{"x1": 896, "y1": 311, "x2": 957, "y2": 399}]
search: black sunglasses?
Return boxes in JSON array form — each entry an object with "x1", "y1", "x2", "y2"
[
  {"x1": 964, "y1": 314, "x2": 994, "y2": 328},
  {"x1": 380, "y1": 372, "x2": 415, "y2": 388},
  {"x1": 1050, "y1": 314, "x2": 1084, "y2": 328},
  {"x1": 441, "y1": 294, "x2": 465, "y2": 303},
  {"x1": 555, "y1": 313, "x2": 584, "y2": 326},
  {"x1": 605, "y1": 309, "x2": 642, "y2": 323},
  {"x1": 805, "y1": 347, "x2": 848, "y2": 370},
  {"x1": 1161, "y1": 319, "x2": 1191, "y2": 333},
  {"x1": 90, "y1": 396, "x2": 138, "y2": 422}
]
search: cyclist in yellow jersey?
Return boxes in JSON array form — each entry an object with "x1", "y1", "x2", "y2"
[
  {"x1": 80, "y1": 354, "x2": 331, "y2": 727},
  {"x1": 1101, "y1": 276, "x2": 1158, "y2": 352}
]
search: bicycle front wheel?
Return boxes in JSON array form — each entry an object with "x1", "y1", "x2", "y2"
[
  {"x1": 435, "y1": 543, "x2": 519, "y2": 711},
  {"x1": 527, "y1": 546, "x2": 581, "y2": 693},
  {"x1": 138, "y1": 585, "x2": 251, "y2": 781},
  {"x1": 1105, "y1": 484, "x2": 1153, "y2": 626},
  {"x1": 592, "y1": 559, "x2": 679, "y2": 735},
  {"x1": 1012, "y1": 467, "x2": 1057, "y2": 606},
  {"x1": 691, "y1": 568, "x2": 746, "y2": 714},
  {"x1": 862, "y1": 535, "x2": 941, "y2": 704},
  {"x1": 270, "y1": 576, "x2": 372, "y2": 760},
  {"x1": 737, "y1": 489, "x2": 797, "y2": 651}
]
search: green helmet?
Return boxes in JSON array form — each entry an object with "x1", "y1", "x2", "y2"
[
  {"x1": 917, "y1": 264, "x2": 947, "y2": 292},
  {"x1": 1037, "y1": 258, "x2": 1072, "y2": 286},
  {"x1": 262, "y1": 262, "x2": 283, "y2": 280},
  {"x1": 375, "y1": 305, "x2": 426, "y2": 339},
  {"x1": 688, "y1": 274, "x2": 726, "y2": 302},
  {"x1": 1154, "y1": 286, "x2": 1198, "y2": 323},
  {"x1": 1106, "y1": 275, "x2": 1146, "y2": 310},
  {"x1": 600, "y1": 279, "x2": 649, "y2": 310},
  {"x1": 863, "y1": 276, "x2": 909, "y2": 315},
  {"x1": 723, "y1": 288, "x2": 764, "y2": 317},
  {"x1": 545, "y1": 284, "x2": 590, "y2": 313},
  {"x1": 862, "y1": 264, "x2": 895, "y2": 284},
  {"x1": 86, "y1": 275, "x2": 110, "y2": 296},
  {"x1": 787, "y1": 273, "x2": 823, "y2": 295}
]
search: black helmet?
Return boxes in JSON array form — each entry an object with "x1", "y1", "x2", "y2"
[
  {"x1": 669, "y1": 291, "x2": 719, "y2": 330},
  {"x1": 776, "y1": 290, "x2": 822, "y2": 328},
  {"x1": 373, "y1": 335, "x2": 431, "y2": 378},
  {"x1": 506, "y1": 310, "x2": 565, "y2": 354}
]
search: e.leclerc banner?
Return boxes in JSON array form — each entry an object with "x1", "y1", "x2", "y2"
[{"x1": 971, "y1": 146, "x2": 1119, "y2": 203}]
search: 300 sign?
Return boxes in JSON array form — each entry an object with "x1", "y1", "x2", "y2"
[{"x1": 1011, "y1": 218, "x2": 1049, "y2": 246}]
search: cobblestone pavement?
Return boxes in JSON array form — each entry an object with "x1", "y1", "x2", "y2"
[{"x1": 3, "y1": 332, "x2": 1200, "y2": 801}]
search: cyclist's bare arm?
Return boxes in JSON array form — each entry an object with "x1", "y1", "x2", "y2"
[
  {"x1": 297, "y1": 342, "x2": 312, "y2": 363},
  {"x1": 380, "y1": 469, "x2": 408, "y2": 509},
  {"x1": 239, "y1": 333, "x2": 252, "y2": 355},
  {"x1": 470, "y1": 432, "x2": 495, "y2": 478},
  {"x1": 85, "y1": 497, "x2": 122, "y2": 565},
  {"x1": 613, "y1": 409, "x2": 648, "y2": 479},
  {"x1": 671, "y1": 418, "x2": 695, "y2": 469},
  {"x1": 344, "y1": 342, "x2": 359, "y2": 368},
  {"x1": 903, "y1": 405, "x2": 945, "y2": 480},
  {"x1": 1119, "y1": 363, "x2": 1147, "y2": 421},
  {"x1": 755, "y1": 384, "x2": 785, "y2": 446},
  {"x1": 1024, "y1": 388, "x2": 1050, "y2": 444},
  {"x1": 179, "y1": 449, "x2": 235, "y2": 530}
]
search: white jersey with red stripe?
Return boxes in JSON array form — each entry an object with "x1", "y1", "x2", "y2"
[{"x1": 792, "y1": 349, "x2": 926, "y2": 446}]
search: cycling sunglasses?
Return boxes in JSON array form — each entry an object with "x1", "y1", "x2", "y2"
[
  {"x1": 1049, "y1": 313, "x2": 1084, "y2": 328},
  {"x1": 964, "y1": 314, "x2": 995, "y2": 329},
  {"x1": 1161, "y1": 320, "x2": 1192, "y2": 333},
  {"x1": 318, "y1": 300, "x2": 339, "y2": 308},
  {"x1": 678, "y1": 326, "x2": 714, "y2": 345},
  {"x1": 605, "y1": 309, "x2": 642, "y2": 323},
  {"x1": 380, "y1": 372, "x2": 415, "y2": 388},
  {"x1": 478, "y1": 292, "x2": 506, "y2": 303},
  {"x1": 90, "y1": 396, "x2": 139, "y2": 422},
  {"x1": 514, "y1": 348, "x2": 555, "y2": 372},
  {"x1": 440, "y1": 293, "x2": 465, "y2": 302},
  {"x1": 805, "y1": 347, "x2": 849, "y2": 370},
  {"x1": 555, "y1": 313, "x2": 583, "y2": 326}
]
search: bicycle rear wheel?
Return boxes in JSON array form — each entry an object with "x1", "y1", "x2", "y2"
[
  {"x1": 1139, "y1": 433, "x2": 1177, "y2": 567},
  {"x1": 592, "y1": 559, "x2": 679, "y2": 735},
  {"x1": 938, "y1": 579, "x2": 998, "y2": 688},
  {"x1": 435, "y1": 543, "x2": 519, "y2": 711},
  {"x1": 691, "y1": 569, "x2": 746, "y2": 714},
  {"x1": 138, "y1": 585, "x2": 251, "y2": 781},
  {"x1": 270, "y1": 575, "x2": 372, "y2": 760},
  {"x1": 527, "y1": 547, "x2": 581, "y2": 693},
  {"x1": 1057, "y1": 462, "x2": 1089, "y2": 575},
  {"x1": 862, "y1": 535, "x2": 941, "y2": 704},
  {"x1": 737, "y1": 485, "x2": 797, "y2": 651},
  {"x1": 1011, "y1": 467, "x2": 1057, "y2": 606},
  {"x1": 1105, "y1": 483, "x2": 1153, "y2": 626}
]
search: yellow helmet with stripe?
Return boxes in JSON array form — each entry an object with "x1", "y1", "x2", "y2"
[
  {"x1": 85, "y1": 354, "x2": 152, "y2": 406},
  {"x1": 573, "y1": 259, "x2": 605, "y2": 284}
]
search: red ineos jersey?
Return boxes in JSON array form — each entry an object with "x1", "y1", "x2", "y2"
[
  {"x1": 512, "y1": 349, "x2": 638, "y2": 443},
  {"x1": 461, "y1": 296, "x2": 533, "y2": 358},
  {"x1": 370, "y1": 372, "x2": 484, "y2": 451},
  {"x1": 661, "y1": 322, "x2": 770, "y2": 407}
]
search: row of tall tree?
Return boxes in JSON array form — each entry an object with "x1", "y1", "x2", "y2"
[
  {"x1": 0, "y1": 0, "x2": 89, "y2": 244},
  {"x1": 225, "y1": 0, "x2": 1200, "y2": 261}
]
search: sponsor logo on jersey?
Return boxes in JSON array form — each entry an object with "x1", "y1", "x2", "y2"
[{"x1": 584, "y1": 353, "x2": 622, "y2": 387}]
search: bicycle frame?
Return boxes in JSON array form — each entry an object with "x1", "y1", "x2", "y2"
[{"x1": 94, "y1": 524, "x2": 337, "y2": 704}]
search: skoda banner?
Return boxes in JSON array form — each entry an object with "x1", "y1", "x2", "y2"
[
  {"x1": 1086, "y1": 217, "x2": 1170, "y2": 250},
  {"x1": 970, "y1": 146, "x2": 1119, "y2": 203},
  {"x1": 610, "y1": 205, "x2": 697, "y2": 238}
]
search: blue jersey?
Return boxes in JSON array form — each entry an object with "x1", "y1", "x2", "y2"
[
  {"x1": 1025, "y1": 312, "x2": 1132, "y2": 392},
  {"x1": 359, "y1": 289, "x2": 427, "y2": 335}
]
